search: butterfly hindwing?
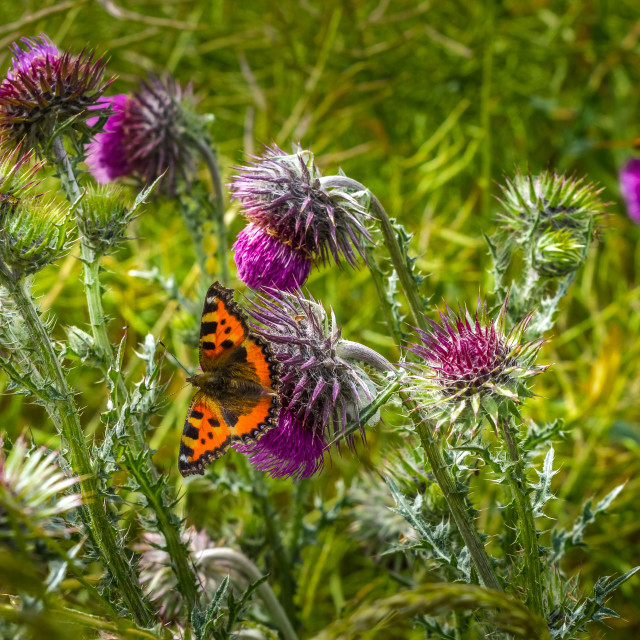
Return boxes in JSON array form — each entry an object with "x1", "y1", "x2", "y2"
[
  {"x1": 199, "y1": 282, "x2": 248, "y2": 370},
  {"x1": 179, "y1": 392, "x2": 230, "y2": 476}
]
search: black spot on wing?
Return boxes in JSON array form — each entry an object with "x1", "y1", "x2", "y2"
[
  {"x1": 221, "y1": 339, "x2": 234, "y2": 350},
  {"x1": 208, "y1": 417, "x2": 220, "y2": 427},
  {"x1": 201, "y1": 341, "x2": 216, "y2": 351},
  {"x1": 183, "y1": 424, "x2": 200, "y2": 440},
  {"x1": 227, "y1": 345, "x2": 248, "y2": 365},
  {"x1": 190, "y1": 409, "x2": 204, "y2": 420},
  {"x1": 201, "y1": 321, "x2": 218, "y2": 335},
  {"x1": 221, "y1": 408, "x2": 239, "y2": 428}
]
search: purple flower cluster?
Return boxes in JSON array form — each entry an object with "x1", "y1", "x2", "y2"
[
  {"x1": 620, "y1": 158, "x2": 640, "y2": 224},
  {"x1": 0, "y1": 34, "x2": 111, "y2": 151},
  {"x1": 230, "y1": 145, "x2": 371, "y2": 291},
  {"x1": 404, "y1": 300, "x2": 546, "y2": 432},
  {"x1": 86, "y1": 76, "x2": 196, "y2": 193},
  {"x1": 236, "y1": 290, "x2": 378, "y2": 479}
]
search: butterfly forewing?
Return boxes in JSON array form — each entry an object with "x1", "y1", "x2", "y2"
[{"x1": 199, "y1": 282, "x2": 248, "y2": 371}]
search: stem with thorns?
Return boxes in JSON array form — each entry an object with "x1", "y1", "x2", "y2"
[
  {"x1": 498, "y1": 417, "x2": 544, "y2": 617},
  {"x1": 0, "y1": 274, "x2": 153, "y2": 626},
  {"x1": 52, "y1": 136, "x2": 112, "y2": 362}
]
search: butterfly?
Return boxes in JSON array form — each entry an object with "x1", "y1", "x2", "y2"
[{"x1": 178, "y1": 282, "x2": 281, "y2": 477}]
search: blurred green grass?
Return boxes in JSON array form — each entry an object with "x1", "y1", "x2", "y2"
[{"x1": 1, "y1": 0, "x2": 640, "y2": 637}]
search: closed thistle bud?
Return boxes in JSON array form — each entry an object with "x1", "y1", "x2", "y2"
[
  {"x1": 236, "y1": 289, "x2": 382, "y2": 479},
  {"x1": 0, "y1": 198, "x2": 69, "y2": 279},
  {"x1": 403, "y1": 299, "x2": 547, "y2": 435},
  {"x1": 230, "y1": 144, "x2": 371, "y2": 291},
  {"x1": 77, "y1": 185, "x2": 132, "y2": 255},
  {"x1": 532, "y1": 229, "x2": 585, "y2": 278},
  {"x1": 0, "y1": 34, "x2": 112, "y2": 153},
  {"x1": 498, "y1": 170, "x2": 605, "y2": 244}
]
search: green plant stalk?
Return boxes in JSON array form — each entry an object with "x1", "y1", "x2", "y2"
[
  {"x1": 2, "y1": 276, "x2": 153, "y2": 626},
  {"x1": 51, "y1": 137, "x2": 112, "y2": 361},
  {"x1": 123, "y1": 450, "x2": 199, "y2": 611},
  {"x1": 193, "y1": 138, "x2": 230, "y2": 285},
  {"x1": 412, "y1": 415, "x2": 502, "y2": 593},
  {"x1": 320, "y1": 176, "x2": 429, "y2": 333},
  {"x1": 498, "y1": 417, "x2": 544, "y2": 617}
]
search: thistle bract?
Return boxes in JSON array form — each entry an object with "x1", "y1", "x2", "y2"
[
  {"x1": 0, "y1": 198, "x2": 69, "y2": 279},
  {"x1": 236, "y1": 290, "x2": 379, "y2": 479},
  {"x1": 0, "y1": 34, "x2": 112, "y2": 152},
  {"x1": 532, "y1": 229, "x2": 585, "y2": 278},
  {"x1": 77, "y1": 184, "x2": 132, "y2": 255},
  {"x1": 86, "y1": 76, "x2": 200, "y2": 193},
  {"x1": 403, "y1": 300, "x2": 547, "y2": 434},
  {"x1": 230, "y1": 144, "x2": 371, "y2": 290},
  {"x1": 0, "y1": 146, "x2": 42, "y2": 224},
  {"x1": 620, "y1": 158, "x2": 640, "y2": 224}
]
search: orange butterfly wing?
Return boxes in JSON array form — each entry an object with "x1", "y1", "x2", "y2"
[{"x1": 179, "y1": 282, "x2": 281, "y2": 477}]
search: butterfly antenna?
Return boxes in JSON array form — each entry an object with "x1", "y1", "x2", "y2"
[{"x1": 159, "y1": 340, "x2": 193, "y2": 377}]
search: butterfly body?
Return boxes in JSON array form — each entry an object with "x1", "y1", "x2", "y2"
[{"x1": 179, "y1": 282, "x2": 281, "y2": 477}]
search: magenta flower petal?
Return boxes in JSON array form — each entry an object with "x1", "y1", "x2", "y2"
[
  {"x1": 233, "y1": 223, "x2": 311, "y2": 291},
  {"x1": 85, "y1": 94, "x2": 133, "y2": 183},
  {"x1": 620, "y1": 158, "x2": 640, "y2": 224}
]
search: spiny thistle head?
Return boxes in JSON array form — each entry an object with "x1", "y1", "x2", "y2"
[
  {"x1": 0, "y1": 435, "x2": 83, "y2": 523},
  {"x1": 0, "y1": 145, "x2": 42, "y2": 207},
  {"x1": 0, "y1": 197, "x2": 69, "y2": 279},
  {"x1": 236, "y1": 289, "x2": 379, "y2": 479},
  {"x1": 77, "y1": 184, "x2": 132, "y2": 255},
  {"x1": 403, "y1": 299, "x2": 547, "y2": 434},
  {"x1": 0, "y1": 34, "x2": 112, "y2": 153},
  {"x1": 230, "y1": 144, "x2": 371, "y2": 291},
  {"x1": 498, "y1": 170, "x2": 605, "y2": 240},
  {"x1": 86, "y1": 76, "x2": 200, "y2": 193},
  {"x1": 619, "y1": 158, "x2": 640, "y2": 224}
]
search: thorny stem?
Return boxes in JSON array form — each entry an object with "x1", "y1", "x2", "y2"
[
  {"x1": 320, "y1": 176, "x2": 429, "y2": 334},
  {"x1": 198, "y1": 548, "x2": 299, "y2": 640},
  {"x1": 52, "y1": 137, "x2": 112, "y2": 362},
  {"x1": 193, "y1": 138, "x2": 230, "y2": 285},
  {"x1": 498, "y1": 417, "x2": 545, "y2": 618},
  {"x1": 2, "y1": 276, "x2": 153, "y2": 626},
  {"x1": 412, "y1": 413, "x2": 503, "y2": 593}
]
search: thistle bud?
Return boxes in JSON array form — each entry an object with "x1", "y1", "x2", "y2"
[
  {"x1": 0, "y1": 198, "x2": 69, "y2": 279},
  {"x1": 0, "y1": 146, "x2": 41, "y2": 224},
  {"x1": 498, "y1": 171, "x2": 604, "y2": 243},
  {"x1": 532, "y1": 229, "x2": 585, "y2": 278},
  {"x1": 77, "y1": 185, "x2": 131, "y2": 255}
]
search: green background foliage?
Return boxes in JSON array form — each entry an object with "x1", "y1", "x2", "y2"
[{"x1": 1, "y1": 1, "x2": 639, "y2": 637}]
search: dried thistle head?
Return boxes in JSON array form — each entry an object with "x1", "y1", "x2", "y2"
[
  {"x1": 230, "y1": 144, "x2": 371, "y2": 291},
  {"x1": 0, "y1": 34, "x2": 112, "y2": 152},
  {"x1": 403, "y1": 299, "x2": 547, "y2": 434},
  {"x1": 236, "y1": 289, "x2": 379, "y2": 479},
  {"x1": 0, "y1": 435, "x2": 83, "y2": 524}
]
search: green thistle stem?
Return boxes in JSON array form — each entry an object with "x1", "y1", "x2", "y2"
[
  {"x1": 321, "y1": 176, "x2": 429, "y2": 334},
  {"x1": 498, "y1": 417, "x2": 544, "y2": 617},
  {"x1": 412, "y1": 415, "x2": 502, "y2": 593},
  {"x1": 51, "y1": 137, "x2": 112, "y2": 361},
  {"x1": 1, "y1": 275, "x2": 153, "y2": 626},
  {"x1": 193, "y1": 138, "x2": 230, "y2": 285}
]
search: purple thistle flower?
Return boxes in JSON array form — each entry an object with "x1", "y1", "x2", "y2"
[
  {"x1": 620, "y1": 158, "x2": 640, "y2": 224},
  {"x1": 85, "y1": 94, "x2": 134, "y2": 183},
  {"x1": 85, "y1": 76, "x2": 198, "y2": 194},
  {"x1": 403, "y1": 299, "x2": 547, "y2": 433},
  {"x1": 0, "y1": 34, "x2": 112, "y2": 152},
  {"x1": 230, "y1": 144, "x2": 372, "y2": 291},
  {"x1": 236, "y1": 289, "x2": 379, "y2": 479},
  {"x1": 233, "y1": 223, "x2": 311, "y2": 291}
]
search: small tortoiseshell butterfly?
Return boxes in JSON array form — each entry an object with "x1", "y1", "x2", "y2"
[{"x1": 179, "y1": 282, "x2": 281, "y2": 477}]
